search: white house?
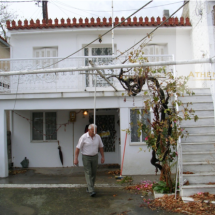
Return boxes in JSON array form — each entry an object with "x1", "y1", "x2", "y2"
[{"x1": 1, "y1": 3, "x2": 215, "y2": 199}]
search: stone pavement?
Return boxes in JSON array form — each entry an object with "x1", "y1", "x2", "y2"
[{"x1": 0, "y1": 167, "x2": 183, "y2": 215}]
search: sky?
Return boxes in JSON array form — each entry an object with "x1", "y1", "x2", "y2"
[{"x1": 3, "y1": 0, "x2": 185, "y2": 22}]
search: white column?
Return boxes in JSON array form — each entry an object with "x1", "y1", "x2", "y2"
[
  {"x1": 119, "y1": 107, "x2": 129, "y2": 175},
  {"x1": 0, "y1": 109, "x2": 8, "y2": 177}
]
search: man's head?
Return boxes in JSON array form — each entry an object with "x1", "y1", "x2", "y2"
[{"x1": 88, "y1": 124, "x2": 97, "y2": 137}]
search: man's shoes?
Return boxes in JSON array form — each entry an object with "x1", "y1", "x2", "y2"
[{"x1": 90, "y1": 191, "x2": 96, "y2": 197}]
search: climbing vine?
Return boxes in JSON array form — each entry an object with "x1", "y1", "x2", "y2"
[{"x1": 109, "y1": 47, "x2": 198, "y2": 192}]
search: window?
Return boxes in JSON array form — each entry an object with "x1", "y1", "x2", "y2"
[
  {"x1": 84, "y1": 46, "x2": 114, "y2": 87},
  {"x1": 130, "y1": 109, "x2": 151, "y2": 144},
  {"x1": 143, "y1": 44, "x2": 167, "y2": 61},
  {"x1": 32, "y1": 112, "x2": 57, "y2": 141},
  {"x1": 33, "y1": 47, "x2": 58, "y2": 69}
]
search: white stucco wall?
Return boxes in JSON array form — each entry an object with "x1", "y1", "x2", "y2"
[
  {"x1": 2, "y1": 17, "x2": 209, "y2": 177},
  {"x1": 8, "y1": 25, "x2": 194, "y2": 92},
  {"x1": 12, "y1": 108, "x2": 120, "y2": 168},
  {"x1": 0, "y1": 91, "x2": 162, "y2": 176},
  {"x1": 120, "y1": 107, "x2": 157, "y2": 175},
  {"x1": 187, "y1": 0, "x2": 215, "y2": 88}
]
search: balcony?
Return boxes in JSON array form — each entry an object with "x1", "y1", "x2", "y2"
[{"x1": 0, "y1": 55, "x2": 173, "y2": 94}]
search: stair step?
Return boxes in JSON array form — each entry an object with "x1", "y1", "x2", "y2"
[
  {"x1": 179, "y1": 102, "x2": 213, "y2": 110},
  {"x1": 180, "y1": 117, "x2": 214, "y2": 127},
  {"x1": 179, "y1": 109, "x2": 214, "y2": 117},
  {"x1": 181, "y1": 184, "x2": 215, "y2": 197},
  {"x1": 183, "y1": 151, "x2": 215, "y2": 154},
  {"x1": 182, "y1": 196, "x2": 215, "y2": 204},
  {"x1": 183, "y1": 162, "x2": 215, "y2": 172},
  {"x1": 179, "y1": 95, "x2": 213, "y2": 103},
  {"x1": 180, "y1": 89, "x2": 214, "y2": 196},
  {"x1": 189, "y1": 88, "x2": 211, "y2": 94},
  {"x1": 181, "y1": 126, "x2": 215, "y2": 134},
  {"x1": 183, "y1": 172, "x2": 215, "y2": 184},
  {"x1": 183, "y1": 151, "x2": 215, "y2": 162},
  {"x1": 181, "y1": 133, "x2": 215, "y2": 143},
  {"x1": 182, "y1": 142, "x2": 215, "y2": 152}
]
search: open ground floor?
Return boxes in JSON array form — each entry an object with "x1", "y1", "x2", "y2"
[{"x1": 0, "y1": 91, "x2": 163, "y2": 178}]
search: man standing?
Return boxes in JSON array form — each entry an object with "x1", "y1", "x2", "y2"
[{"x1": 74, "y1": 124, "x2": 105, "y2": 197}]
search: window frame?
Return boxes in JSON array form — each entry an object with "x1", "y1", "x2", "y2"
[
  {"x1": 129, "y1": 108, "x2": 152, "y2": 146},
  {"x1": 33, "y1": 46, "x2": 58, "y2": 69},
  {"x1": 31, "y1": 111, "x2": 57, "y2": 142}
]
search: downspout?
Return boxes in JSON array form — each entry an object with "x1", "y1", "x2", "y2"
[
  {"x1": 73, "y1": 121, "x2": 74, "y2": 165},
  {"x1": 112, "y1": 0, "x2": 115, "y2": 56},
  {"x1": 94, "y1": 72, "x2": 97, "y2": 133}
]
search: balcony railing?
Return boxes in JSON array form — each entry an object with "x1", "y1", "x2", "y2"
[{"x1": 0, "y1": 55, "x2": 173, "y2": 94}]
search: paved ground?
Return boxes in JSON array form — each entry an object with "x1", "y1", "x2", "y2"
[
  {"x1": 0, "y1": 167, "x2": 183, "y2": 215},
  {"x1": 0, "y1": 187, "x2": 183, "y2": 215},
  {"x1": 0, "y1": 167, "x2": 161, "y2": 185}
]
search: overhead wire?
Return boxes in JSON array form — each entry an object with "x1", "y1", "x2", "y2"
[
  {"x1": 50, "y1": 1, "x2": 90, "y2": 18},
  {"x1": 116, "y1": 0, "x2": 190, "y2": 59},
  {"x1": 39, "y1": 0, "x2": 153, "y2": 70},
  {"x1": 52, "y1": 0, "x2": 183, "y2": 13},
  {"x1": 52, "y1": 0, "x2": 100, "y2": 18},
  {"x1": 51, "y1": 1, "x2": 73, "y2": 18},
  {"x1": 30, "y1": 4, "x2": 42, "y2": 20},
  {"x1": 0, "y1": 1, "x2": 33, "y2": 2}
]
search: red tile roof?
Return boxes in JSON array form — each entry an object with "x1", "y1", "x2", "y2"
[{"x1": 6, "y1": 16, "x2": 191, "y2": 30}]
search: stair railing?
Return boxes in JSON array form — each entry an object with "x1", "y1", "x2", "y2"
[{"x1": 172, "y1": 54, "x2": 183, "y2": 198}]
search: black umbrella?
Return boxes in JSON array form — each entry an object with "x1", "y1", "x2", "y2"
[{"x1": 58, "y1": 141, "x2": 63, "y2": 166}]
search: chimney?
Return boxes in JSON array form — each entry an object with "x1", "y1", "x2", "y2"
[
  {"x1": 42, "y1": 1, "x2": 48, "y2": 23},
  {"x1": 163, "y1": 10, "x2": 169, "y2": 19}
]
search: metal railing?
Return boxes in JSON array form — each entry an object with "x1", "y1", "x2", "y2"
[
  {"x1": 0, "y1": 55, "x2": 173, "y2": 93},
  {"x1": 172, "y1": 54, "x2": 183, "y2": 197}
]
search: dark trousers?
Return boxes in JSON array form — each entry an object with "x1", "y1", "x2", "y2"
[{"x1": 82, "y1": 154, "x2": 98, "y2": 192}]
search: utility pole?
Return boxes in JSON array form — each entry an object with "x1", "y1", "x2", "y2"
[{"x1": 42, "y1": 0, "x2": 48, "y2": 23}]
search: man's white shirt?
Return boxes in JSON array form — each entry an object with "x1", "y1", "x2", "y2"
[{"x1": 76, "y1": 132, "x2": 104, "y2": 156}]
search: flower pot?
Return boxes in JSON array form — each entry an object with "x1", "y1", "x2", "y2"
[{"x1": 153, "y1": 190, "x2": 175, "y2": 199}]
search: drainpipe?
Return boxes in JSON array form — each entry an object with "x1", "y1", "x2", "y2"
[
  {"x1": 73, "y1": 121, "x2": 74, "y2": 165},
  {"x1": 94, "y1": 72, "x2": 97, "y2": 133},
  {"x1": 112, "y1": 0, "x2": 115, "y2": 56}
]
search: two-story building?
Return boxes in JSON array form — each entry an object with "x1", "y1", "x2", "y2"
[{"x1": 0, "y1": 14, "x2": 193, "y2": 179}]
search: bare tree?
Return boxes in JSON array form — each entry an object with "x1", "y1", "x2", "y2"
[{"x1": 0, "y1": 4, "x2": 17, "y2": 41}]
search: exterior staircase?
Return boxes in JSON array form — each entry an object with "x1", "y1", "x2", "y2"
[{"x1": 179, "y1": 88, "x2": 215, "y2": 198}]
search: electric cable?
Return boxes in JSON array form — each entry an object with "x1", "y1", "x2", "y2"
[
  {"x1": 0, "y1": 1, "x2": 33, "y2": 2},
  {"x1": 51, "y1": 1, "x2": 73, "y2": 18},
  {"x1": 52, "y1": 0, "x2": 183, "y2": 13},
  {"x1": 52, "y1": 0, "x2": 100, "y2": 18},
  {"x1": 50, "y1": 1, "x2": 88, "y2": 17},
  {"x1": 116, "y1": 0, "x2": 190, "y2": 59},
  {"x1": 39, "y1": 0, "x2": 153, "y2": 70}
]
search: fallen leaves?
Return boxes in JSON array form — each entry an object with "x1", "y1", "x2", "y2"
[
  {"x1": 144, "y1": 194, "x2": 215, "y2": 215},
  {"x1": 184, "y1": 180, "x2": 190, "y2": 185},
  {"x1": 208, "y1": 182, "x2": 215, "y2": 185},
  {"x1": 9, "y1": 169, "x2": 27, "y2": 175},
  {"x1": 191, "y1": 192, "x2": 215, "y2": 202},
  {"x1": 125, "y1": 180, "x2": 154, "y2": 195},
  {"x1": 183, "y1": 171, "x2": 194, "y2": 174},
  {"x1": 108, "y1": 169, "x2": 120, "y2": 175},
  {"x1": 110, "y1": 210, "x2": 131, "y2": 215}
]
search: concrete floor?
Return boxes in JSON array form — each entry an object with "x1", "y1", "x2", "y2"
[
  {"x1": 0, "y1": 167, "x2": 161, "y2": 185},
  {"x1": 0, "y1": 168, "x2": 183, "y2": 215}
]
